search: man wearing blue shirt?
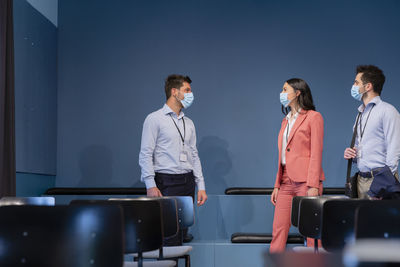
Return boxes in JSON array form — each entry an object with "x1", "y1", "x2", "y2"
[
  {"x1": 344, "y1": 65, "x2": 400, "y2": 199},
  {"x1": 139, "y1": 74, "x2": 207, "y2": 205}
]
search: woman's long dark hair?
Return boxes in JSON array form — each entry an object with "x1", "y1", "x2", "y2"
[{"x1": 281, "y1": 78, "x2": 316, "y2": 115}]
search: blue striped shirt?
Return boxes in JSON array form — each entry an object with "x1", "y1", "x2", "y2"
[
  {"x1": 139, "y1": 104, "x2": 205, "y2": 190},
  {"x1": 354, "y1": 96, "x2": 400, "y2": 173}
]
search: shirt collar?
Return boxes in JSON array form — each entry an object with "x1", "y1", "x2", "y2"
[
  {"x1": 163, "y1": 104, "x2": 185, "y2": 119},
  {"x1": 358, "y1": 96, "x2": 381, "y2": 112},
  {"x1": 286, "y1": 108, "x2": 301, "y2": 121}
]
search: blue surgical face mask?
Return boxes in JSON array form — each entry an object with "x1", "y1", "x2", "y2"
[
  {"x1": 180, "y1": 92, "x2": 194, "y2": 108},
  {"x1": 351, "y1": 85, "x2": 363, "y2": 101},
  {"x1": 280, "y1": 93, "x2": 290, "y2": 107}
]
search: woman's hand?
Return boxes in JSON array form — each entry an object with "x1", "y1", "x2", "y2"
[
  {"x1": 270, "y1": 188, "x2": 279, "y2": 205},
  {"x1": 307, "y1": 187, "x2": 319, "y2": 197}
]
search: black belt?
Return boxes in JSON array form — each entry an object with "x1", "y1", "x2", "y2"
[
  {"x1": 359, "y1": 167, "x2": 385, "y2": 178},
  {"x1": 155, "y1": 171, "x2": 194, "y2": 178}
]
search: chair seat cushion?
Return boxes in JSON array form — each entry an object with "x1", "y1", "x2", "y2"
[
  {"x1": 292, "y1": 246, "x2": 328, "y2": 253},
  {"x1": 343, "y1": 239, "x2": 400, "y2": 263},
  {"x1": 130, "y1": 246, "x2": 193, "y2": 259},
  {"x1": 123, "y1": 260, "x2": 176, "y2": 267}
]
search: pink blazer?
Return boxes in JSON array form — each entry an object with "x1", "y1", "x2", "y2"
[{"x1": 274, "y1": 110, "x2": 325, "y2": 189}]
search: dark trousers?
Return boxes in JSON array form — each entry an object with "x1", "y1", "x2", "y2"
[{"x1": 155, "y1": 171, "x2": 195, "y2": 246}]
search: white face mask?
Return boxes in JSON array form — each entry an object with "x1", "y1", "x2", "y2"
[
  {"x1": 351, "y1": 84, "x2": 369, "y2": 101},
  {"x1": 180, "y1": 92, "x2": 194, "y2": 108},
  {"x1": 351, "y1": 85, "x2": 363, "y2": 101},
  {"x1": 280, "y1": 93, "x2": 290, "y2": 107},
  {"x1": 175, "y1": 90, "x2": 194, "y2": 109}
]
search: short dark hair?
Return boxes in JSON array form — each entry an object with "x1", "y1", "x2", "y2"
[
  {"x1": 282, "y1": 78, "x2": 316, "y2": 115},
  {"x1": 164, "y1": 74, "x2": 192, "y2": 100},
  {"x1": 356, "y1": 65, "x2": 385, "y2": 95}
]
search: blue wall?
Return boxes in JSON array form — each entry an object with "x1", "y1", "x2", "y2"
[
  {"x1": 56, "y1": 0, "x2": 400, "y2": 192},
  {"x1": 14, "y1": 0, "x2": 57, "y2": 175},
  {"x1": 14, "y1": 0, "x2": 57, "y2": 195}
]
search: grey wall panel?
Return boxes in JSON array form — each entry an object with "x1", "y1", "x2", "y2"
[{"x1": 14, "y1": 0, "x2": 57, "y2": 175}]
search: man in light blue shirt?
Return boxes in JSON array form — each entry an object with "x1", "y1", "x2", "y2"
[
  {"x1": 139, "y1": 74, "x2": 207, "y2": 206},
  {"x1": 344, "y1": 65, "x2": 400, "y2": 198}
]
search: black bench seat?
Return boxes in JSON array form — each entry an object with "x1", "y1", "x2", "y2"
[{"x1": 231, "y1": 233, "x2": 304, "y2": 244}]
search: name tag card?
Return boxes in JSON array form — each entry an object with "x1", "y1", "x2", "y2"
[{"x1": 180, "y1": 152, "x2": 187, "y2": 162}]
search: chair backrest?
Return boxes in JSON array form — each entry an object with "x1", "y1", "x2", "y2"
[
  {"x1": 298, "y1": 197, "x2": 326, "y2": 239},
  {"x1": 0, "y1": 196, "x2": 55, "y2": 206},
  {"x1": 156, "y1": 197, "x2": 179, "y2": 238},
  {"x1": 0, "y1": 205, "x2": 124, "y2": 267},
  {"x1": 132, "y1": 197, "x2": 179, "y2": 238},
  {"x1": 72, "y1": 199, "x2": 164, "y2": 254},
  {"x1": 291, "y1": 196, "x2": 306, "y2": 227},
  {"x1": 175, "y1": 196, "x2": 194, "y2": 229},
  {"x1": 355, "y1": 200, "x2": 400, "y2": 239},
  {"x1": 321, "y1": 199, "x2": 371, "y2": 251},
  {"x1": 298, "y1": 196, "x2": 347, "y2": 239}
]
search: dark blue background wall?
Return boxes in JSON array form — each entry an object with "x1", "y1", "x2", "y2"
[
  {"x1": 14, "y1": 0, "x2": 57, "y2": 174},
  {"x1": 14, "y1": 0, "x2": 57, "y2": 195},
  {"x1": 56, "y1": 0, "x2": 400, "y2": 193}
]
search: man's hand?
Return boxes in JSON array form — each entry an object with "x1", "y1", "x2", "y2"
[
  {"x1": 147, "y1": 187, "x2": 163, "y2": 197},
  {"x1": 344, "y1": 147, "x2": 357, "y2": 159},
  {"x1": 197, "y1": 190, "x2": 207, "y2": 206},
  {"x1": 307, "y1": 187, "x2": 319, "y2": 197},
  {"x1": 270, "y1": 188, "x2": 279, "y2": 206}
]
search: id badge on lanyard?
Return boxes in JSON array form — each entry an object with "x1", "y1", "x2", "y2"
[
  {"x1": 357, "y1": 144, "x2": 362, "y2": 159},
  {"x1": 180, "y1": 151, "x2": 188, "y2": 162}
]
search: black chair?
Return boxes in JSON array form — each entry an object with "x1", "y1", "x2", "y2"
[
  {"x1": 139, "y1": 196, "x2": 194, "y2": 267},
  {"x1": 297, "y1": 196, "x2": 347, "y2": 252},
  {"x1": 340, "y1": 201, "x2": 400, "y2": 266},
  {"x1": 0, "y1": 205, "x2": 124, "y2": 267},
  {"x1": 114, "y1": 197, "x2": 193, "y2": 267},
  {"x1": 72, "y1": 199, "x2": 176, "y2": 267},
  {"x1": 0, "y1": 196, "x2": 55, "y2": 206},
  {"x1": 289, "y1": 196, "x2": 308, "y2": 250},
  {"x1": 291, "y1": 196, "x2": 304, "y2": 228},
  {"x1": 297, "y1": 196, "x2": 326, "y2": 252},
  {"x1": 154, "y1": 197, "x2": 179, "y2": 243},
  {"x1": 110, "y1": 197, "x2": 179, "y2": 244},
  {"x1": 355, "y1": 200, "x2": 400, "y2": 239},
  {"x1": 321, "y1": 199, "x2": 371, "y2": 252}
]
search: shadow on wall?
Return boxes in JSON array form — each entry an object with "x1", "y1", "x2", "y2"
[
  {"x1": 198, "y1": 136, "x2": 232, "y2": 194},
  {"x1": 131, "y1": 179, "x2": 144, "y2": 188},
  {"x1": 77, "y1": 145, "x2": 118, "y2": 187}
]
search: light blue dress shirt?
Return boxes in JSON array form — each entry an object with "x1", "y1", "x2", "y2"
[
  {"x1": 353, "y1": 96, "x2": 400, "y2": 173},
  {"x1": 139, "y1": 104, "x2": 205, "y2": 190}
]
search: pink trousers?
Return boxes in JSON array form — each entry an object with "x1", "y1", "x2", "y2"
[{"x1": 269, "y1": 166, "x2": 323, "y2": 253}]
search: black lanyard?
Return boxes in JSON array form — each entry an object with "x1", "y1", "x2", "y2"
[
  {"x1": 170, "y1": 114, "x2": 185, "y2": 145},
  {"x1": 359, "y1": 104, "x2": 375, "y2": 141}
]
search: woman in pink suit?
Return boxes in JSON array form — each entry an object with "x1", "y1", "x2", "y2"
[{"x1": 269, "y1": 78, "x2": 325, "y2": 253}]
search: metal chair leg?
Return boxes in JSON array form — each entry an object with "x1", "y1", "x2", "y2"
[
  {"x1": 185, "y1": 254, "x2": 191, "y2": 267},
  {"x1": 314, "y1": 238, "x2": 319, "y2": 253}
]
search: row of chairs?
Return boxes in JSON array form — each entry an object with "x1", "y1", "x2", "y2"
[
  {"x1": 291, "y1": 196, "x2": 400, "y2": 254},
  {"x1": 0, "y1": 196, "x2": 194, "y2": 267}
]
